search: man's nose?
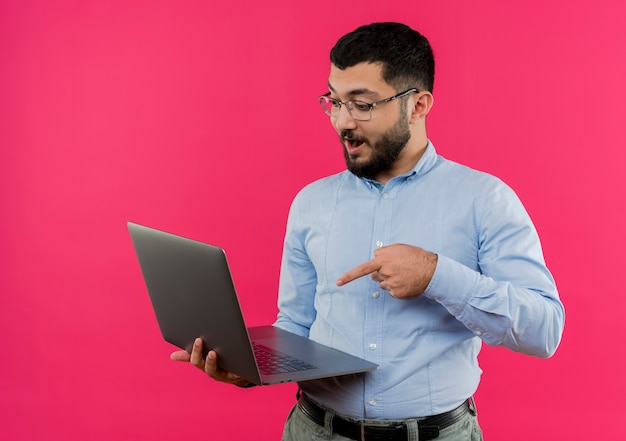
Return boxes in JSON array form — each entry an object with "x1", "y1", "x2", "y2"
[{"x1": 333, "y1": 105, "x2": 358, "y2": 131}]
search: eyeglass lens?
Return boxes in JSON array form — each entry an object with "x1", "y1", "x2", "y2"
[{"x1": 319, "y1": 97, "x2": 371, "y2": 121}]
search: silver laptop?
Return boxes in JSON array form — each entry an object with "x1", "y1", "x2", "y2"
[{"x1": 128, "y1": 222, "x2": 378, "y2": 385}]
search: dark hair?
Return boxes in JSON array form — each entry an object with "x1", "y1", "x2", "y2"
[{"x1": 330, "y1": 22, "x2": 435, "y2": 92}]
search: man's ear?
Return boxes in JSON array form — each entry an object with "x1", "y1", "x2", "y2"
[{"x1": 409, "y1": 91, "x2": 434, "y2": 123}]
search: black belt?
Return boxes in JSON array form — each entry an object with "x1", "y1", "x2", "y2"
[{"x1": 298, "y1": 393, "x2": 471, "y2": 441}]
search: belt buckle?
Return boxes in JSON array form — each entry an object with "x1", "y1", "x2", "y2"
[{"x1": 360, "y1": 422, "x2": 408, "y2": 441}]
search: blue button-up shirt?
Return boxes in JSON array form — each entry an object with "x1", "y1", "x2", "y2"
[{"x1": 274, "y1": 141, "x2": 565, "y2": 419}]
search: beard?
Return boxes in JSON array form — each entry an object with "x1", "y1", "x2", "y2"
[{"x1": 341, "y1": 113, "x2": 411, "y2": 180}]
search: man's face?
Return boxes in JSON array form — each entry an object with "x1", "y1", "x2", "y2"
[{"x1": 327, "y1": 62, "x2": 412, "y2": 180}]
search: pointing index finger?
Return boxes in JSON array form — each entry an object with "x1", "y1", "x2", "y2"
[{"x1": 336, "y1": 258, "x2": 381, "y2": 286}]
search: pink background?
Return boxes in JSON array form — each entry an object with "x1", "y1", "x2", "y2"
[{"x1": 1, "y1": 0, "x2": 625, "y2": 439}]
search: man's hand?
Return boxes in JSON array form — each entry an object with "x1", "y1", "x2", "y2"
[
  {"x1": 170, "y1": 338, "x2": 253, "y2": 387},
  {"x1": 336, "y1": 244, "x2": 438, "y2": 299}
]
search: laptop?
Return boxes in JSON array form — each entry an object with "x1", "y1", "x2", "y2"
[{"x1": 127, "y1": 222, "x2": 378, "y2": 385}]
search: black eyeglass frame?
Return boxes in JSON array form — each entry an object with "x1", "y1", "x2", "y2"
[{"x1": 319, "y1": 88, "x2": 418, "y2": 121}]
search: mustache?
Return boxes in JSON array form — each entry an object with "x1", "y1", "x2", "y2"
[{"x1": 340, "y1": 130, "x2": 367, "y2": 143}]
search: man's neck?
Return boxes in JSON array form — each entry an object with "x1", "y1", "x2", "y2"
[{"x1": 374, "y1": 137, "x2": 429, "y2": 185}]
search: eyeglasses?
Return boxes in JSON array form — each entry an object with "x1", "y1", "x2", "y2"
[{"x1": 318, "y1": 88, "x2": 418, "y2": 121}]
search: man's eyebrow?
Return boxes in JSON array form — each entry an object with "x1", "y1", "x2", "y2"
[{"x1": 327, "y1": 82, "x2": 377, "y2": 98}]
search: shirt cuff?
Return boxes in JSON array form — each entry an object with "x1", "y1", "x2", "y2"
[{"x1": 423, "y1": 254, "x2": 480, "y2": 316}]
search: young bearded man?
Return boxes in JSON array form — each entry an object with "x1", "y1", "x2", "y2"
[{"x1": 172, "y1": 22, "x2": 565, "y2": 441}]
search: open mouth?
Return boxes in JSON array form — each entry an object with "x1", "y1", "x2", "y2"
[
  {"x1": 349, "y1": 139, "x2": 364, "y2": 147},
  {"x1": 345, "y1": 137, "x2": 365, "y2": 151}
]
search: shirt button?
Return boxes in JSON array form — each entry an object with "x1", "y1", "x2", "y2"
[
  {"x1": 372, "y1": 292, "x2": 380, "y2": 299},
  {"x1": 383, "y1": 193, "x2": 389, "y2": 199},
  {"x1": 369, "y1": 398, "x2": 377, "y2": 406},
  {"x1": 369, "y1": 343, "x2": 377, "y2": 351},
  {"x1": 475, "y1": 330, "x2": 483, "y2": 336},
  {"x1": 376, "y1": 241, "x2": 384, "y2": 247}
]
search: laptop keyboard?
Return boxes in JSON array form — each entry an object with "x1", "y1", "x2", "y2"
[{"x1": 252, "y1": 342, "x2": 317, "y2": 375}]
